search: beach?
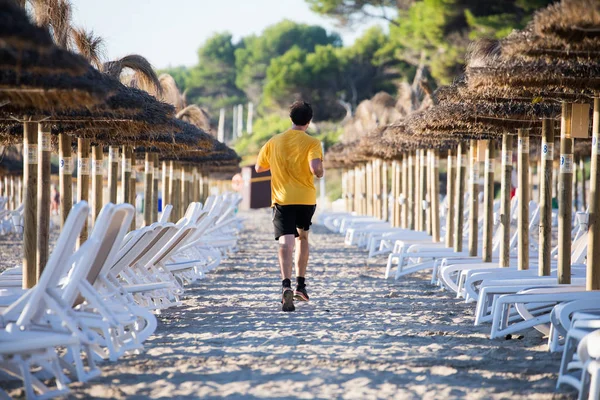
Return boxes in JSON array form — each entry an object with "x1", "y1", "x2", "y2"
[{"x1": 3, "y1": 209, "x2": 574, "y2": 399}]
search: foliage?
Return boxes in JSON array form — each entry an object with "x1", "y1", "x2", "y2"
[
  {"x1": 308, "y1": 0, "x2": 555, "y2": 84},
  {"x1": 235, "y1": 20, "x2": 342, "y2": 104}
]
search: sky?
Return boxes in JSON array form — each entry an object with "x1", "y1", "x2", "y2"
[{"x1": 70, "y1": 0, "x2": 389, "y2": 70}]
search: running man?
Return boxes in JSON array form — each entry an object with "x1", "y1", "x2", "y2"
[{"x1": 255, "y1": 101, "x2": 324, "y2": 312}]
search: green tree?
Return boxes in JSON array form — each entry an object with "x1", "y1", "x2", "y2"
[
  {"x1": 234, "y1": 20, "x2": 342, "y2": 104},
  {"x1": 306, "y1": 0, "x2": 406, "y2": 25},
  {"x1": 184, "y1": 32, "x2": 246, "y2": 109}
]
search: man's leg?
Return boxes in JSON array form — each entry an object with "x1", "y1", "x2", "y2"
[
  {"x1": 294, "y1": 228, "x2": 310, "y2": 301},
  {"x1": 278, "y1": 234, "x2": 295, "y2": 280},
  {"x1": 295, "y1": 229, "x2": 309, "y2": 277},
  {"x1": 278, "y1": 234, "x2": 296, "y2": 312}
]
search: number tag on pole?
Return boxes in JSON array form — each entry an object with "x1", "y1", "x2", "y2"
[
  {"x1": 560, "y1": 154, "x2": 574, "y2": 174},
  {"x1": 542, "y1": 143, "x2": 554, "y2": 160}
]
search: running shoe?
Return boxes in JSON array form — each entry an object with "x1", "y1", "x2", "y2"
[
  {"x1": 281, "y1": 287, "x2": 295, "y2": 312},
  {"x1": 294, "y1": 285, "x2": 309, "y2": 302}
]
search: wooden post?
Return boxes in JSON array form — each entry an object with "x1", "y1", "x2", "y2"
[
  {"x1": 192, "y1": 167, "x2": 200, "y2": 203},
  {"x1": 58, "y1": 133, "x2": 72, "y2": 227},
  {"x1": 482, "y1": 140, "x2": 495, "y2": 262},
  {"x1": 419, "y1": 150, "x2": 427, "y2": 232},
  {"x1": 37, "y1": 124, "x2": 51, "y2": 278},
  {"x1": 529, "y1": 160, "x2": 535, "y2": 206},
  {"x1": 162, "y1": 161, "x2": 170, "y2": 207},
  {"x1": 500, "y1": 134, "x2": 513, "y2": 268},
  {"x1": 353, "y1": 166, "x2": 360, "y2": 214},
  {"x1": 588, "y1": 98, "x2": 600, "y2": 290},
  {"x1": 426, "y1": 150, "x2": 433, "y2": 235},
  {"x1": 573, "y1": 156, "x2": 579, "y2": 212},
  {"x1": 414, "y1": 150, "x2": 421, "y2": 230},
  {"x1": 77, "y1": 138, "x2": 90, "y2": 246},
  {"x1": 152, "y1": 154, "x2": 159, "y2": 222},
  {"x1": 121, "y1": 146, "x2": 131, "y2": 206},
  {"x1": 91, "y1": 146, "x2": 103, "y2": 225},
  {"x1": 431, "y1": 149, "x2": 440, "y2": 242},
  {"x1": 366, "y1": 161, "x2": 373, "y2": 216},
  {"x1": 517, "y1": 129, "x2": 530, "y2": 271},
  {"x1": 407, "y1": 152, "x2": 415, "y2": 230},
  {"x1": 558, "y1": 103, "x2": 573, "y2": 284},
  {"x1": 468, "y1": 140, "x2": 479, "y2": 257},
  {"x1": 169, "y1": 161, "x2": 181, "y2": 221},
  {"x1": 539, "y1": 119, "x2": 554, "y2": 277},
  {"x1": 445, "y1": 149, "x2": 456, "y2": 248},
  {"x1": 391, "y1": 161, "x2": 397, "y2": 226},
  {"x1": 143, "y1": 152, "x2": 153, "y2": 227},
  {"x1": 382, "y1": 161, "x2": 388, "y2": 221},
  {"x1": 454, "y1": 142, "x2": 467, "y2": 253},
  {"x1": 22, "y1": 122, "x2": 38, "y2": 289},
  {"x1": 581, "y1": 156, "x2": 587, "y2": 211},
  {"x1": 108, "y1": 146, "x2": 119, "y2": 204},
  {"x1": 401, "y1": 155, "x2": 408, "y2": 228},
  {"x1": 129, "y1": 150, "x2": 136, "y2": 230}
]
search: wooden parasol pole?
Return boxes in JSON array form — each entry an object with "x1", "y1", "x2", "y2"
[
  {"x1": 143, "y1": 152, "x2": 153, "y2": 227},
  {"x1": 482, "y1": 140, "x2": 495, "y2": 262},
  {"x1": 581, "y1": 156, "x2": 587, "y2": 211},
  {"x1": 401, "y1": 154, "x2": 408, "y2": 229},
  {"x1": 129, "y1": 150, "x2": 136, "y2": 230},
  {"x1": 58, "y1": 133, "x2": 72, "y2": 227},
  {"x1": 499, "y1": 134, "x2": 513, "y2": 268},
  {"x1": 382, "y1": 161, "x2": 388, "y2": 221},
  {"x1": 108, "y1": 146, "x2": 119, "y2": 204},
  {"x1": 573, "y1": 157, "x2": 579, "y2": 212},
  {"x1": 468, "y1": 140, "x2": 479, "y2": 257},
  {"x1": 152, "y1": 153, "x2": 159, "y2": 222},
  {"x1": 366, "y1": 161, "x2": 373, "y2": 216},
  {"x1": 91, "y1": 146, "x2": 103, "y2": 225},
  {"x1": 169, "y1": 161, "x2": 180, "y2": 221},
  {"x1": 121, "y1": 146, "x2": 132, "y2": 206},
  {"x1": 407, "y1": 152, "x2": 415, "y2": 230},
  {"x1": 192, "y1": 166, "x2": 200, "y2": 203},
  {"x1": 588, "y1": 98, "x2": 600, "y2": 290},
  {"x1": 454, "y1": 142, "x2": 467, "y2": 253},
  {"x1": 445, "y1": 149, "x2": 456, "y2": 248},
  {"x1": 77, "y1": 138, "x2": 90, "y2": 246},
  {"x1": 162, "y1": 161, "x2": 170, "y2": 208},
  {"x1": 390, "y1": 161, "x2": 397, "y2": 226},
  {"x1": 419, "y1": 149, "x2": 427, "y2": 232},
  {"x1": 431, "y1": 149, "x2": 440, "y2": 243},
  {"x1": 539, "y1": 119, "x2": 554, "y2": 276},
  {"x1": 37, "y1": 124, "x2": 51, "y2": 278},
  {"x1": 517, "y1": 129, "x2": 530, "y2": 271},
  {"x1": 558, "y1": 103, "x2": 574, "y2": 284},
  {"x1": 22, "y1": 121, "x2": 38, "y2": 289}
]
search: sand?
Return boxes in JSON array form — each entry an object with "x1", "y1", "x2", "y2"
[{"x1": 2, "y1": 209, "x2": 575, "y2": 399}]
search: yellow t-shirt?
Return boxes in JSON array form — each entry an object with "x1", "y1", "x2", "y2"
[{"x1": 256, "y1": 129, "x2": 323, "y2": 206}]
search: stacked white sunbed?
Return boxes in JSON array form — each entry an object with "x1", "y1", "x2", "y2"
[{"x1": 0, "y1": 192, "x2": 243, "y2": 399}]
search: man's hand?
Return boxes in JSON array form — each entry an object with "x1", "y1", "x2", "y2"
[{"x1": 309, "y1": 158, "x2": 324, "y2": 179}]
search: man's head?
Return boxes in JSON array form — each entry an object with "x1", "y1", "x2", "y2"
[{"x1": 289, "y1": 101, "x2": 313, "y2": 130}]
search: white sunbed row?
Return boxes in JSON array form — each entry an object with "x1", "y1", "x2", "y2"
[
  {"x1": 0, "y1": 192, "x2": 243, "y2": 399},
  {"x1": 320, "y1": 198, "x2": 597, "y2": 397}
]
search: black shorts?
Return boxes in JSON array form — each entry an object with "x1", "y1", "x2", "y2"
[{"x1": 272, "y1": 204, "x2": 316, "y2": 240}]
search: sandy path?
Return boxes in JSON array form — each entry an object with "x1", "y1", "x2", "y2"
[{"x1": 4, "y1": 209, "x2": 575, "y2": 399}]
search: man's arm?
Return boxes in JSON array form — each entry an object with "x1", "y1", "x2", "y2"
[
  {"x1": 309, "y1": 158, "x2": 324, "y2": 178},
  {"x1": 255, "y1": 164, "x2": 270, "y2": 173},
  {"x1": 255, "y1": 141, "x2": 270, "y2": 173}
]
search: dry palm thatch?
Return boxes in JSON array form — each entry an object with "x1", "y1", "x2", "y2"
[
  {"x1": 176, "y1": 104, "x2": 211, "y2": 132},
  {"x1": 141, "y1": 73, "x2": 185, "y2": 111},
  {"x1": 0, "y1": 5, "x2": 109, "y2": 112},
  {"x1": 102, "y1": 54, "x2": 162, "y2": 95},
  {"x1": 0, "y1": 0, "x2": 54, "y2": 49},
  {"x1": 69, "y1": 27, "x2": 104, "y2": 69},
  {"x1": 535, "y1": 0, "x2": 600, "y2": 41},
  {"x1": 156, "y1": 74, "x2": 185, "y2": 111},
  {"x1": 31, "y1": 0, "x2": 72, "y2": 49}
]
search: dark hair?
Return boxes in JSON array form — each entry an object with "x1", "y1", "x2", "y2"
[{"x1": 289, "y1": 101, "x2": 313, "y2": 126}]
